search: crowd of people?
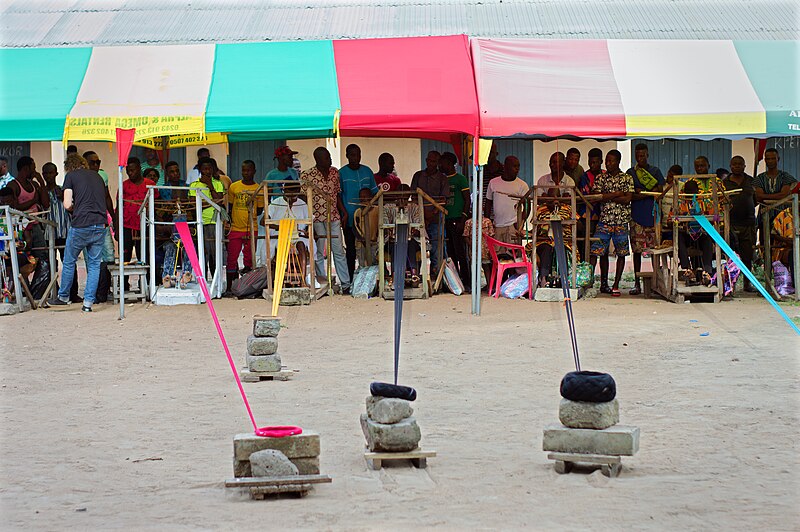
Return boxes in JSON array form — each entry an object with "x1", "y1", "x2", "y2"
[{"x1": 0, "y1": 140, "x2": 796, "y2": 309}]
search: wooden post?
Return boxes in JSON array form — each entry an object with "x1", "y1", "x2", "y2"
[
  {"x1": 570, "y1": 188, "x2": 577, "y2": 289},
  {"x1": 378, "y1": 192, "x2": 385, "y2": 295},
  {"x1": 306, "y1": 185, "x2": 314, "y2": 293},
  {"x1": 417, "y1": 189, "x2": 428, "y2": 298},
  {"x1": 264, "y1": 185, "x2": 273, "y2": 293}
]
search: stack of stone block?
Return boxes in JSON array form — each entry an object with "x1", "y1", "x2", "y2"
[
  {"x1": 543, "y1": 396, "x2": 639, "y2": 470},
  {"x1": 247, "y1": 316, "x2": 282, "y2": 374},
  {"x1": 233, "y1": 431, "x2": 321, "y2": 478},
  {"x1": 360, "y1": 396, "x2": 421, "y2": 452}
]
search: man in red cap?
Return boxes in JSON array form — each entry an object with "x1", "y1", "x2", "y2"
[{"x1": 258, "y1": 145, "x2": 300, "y2": 196}]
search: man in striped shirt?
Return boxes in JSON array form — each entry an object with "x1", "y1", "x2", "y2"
[{"x1": 43, "y1": 162, "x2": 82, "y2": 303}]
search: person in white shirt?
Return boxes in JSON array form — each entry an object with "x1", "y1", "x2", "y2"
[
  {"x1": 185, "y1": 147, "x2": 210, "y2": 185},
  {"x1": 485, "y1": 155, "x2": 530, "y2": 247},
  {"x1": 264, "y1": 182, "x2": 309, "y2": 284},
  {"x1": 537, "y1": 152, "x2": 575, "y2": 197}
]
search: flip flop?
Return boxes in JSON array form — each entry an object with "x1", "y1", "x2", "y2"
[
  {"x1": 611, "y1": 288, "x2": 621, "y2": 297},
  {"x1": 600, "y1": 285, "x2": 612, "y2": 294},
  {"x1": 629, "y1": 286, "x2": 642, "y2": 295}
]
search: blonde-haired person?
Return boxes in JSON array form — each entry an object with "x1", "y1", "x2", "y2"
[{"x1": 49, "y1": 152, "x2": 114, "y2": 312}]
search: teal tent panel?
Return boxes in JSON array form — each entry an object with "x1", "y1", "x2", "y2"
[
  {"x1": 0, "y1": 47, "x2": 92, "y2": 141},
  {"x1": 207, "y1": 41, "x2": 340, "y2": 139},
  {"x1": 735, "y1": 41, "x2": 800, "y2": 136}
]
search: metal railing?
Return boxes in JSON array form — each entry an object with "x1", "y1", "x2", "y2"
[
  {"x1": 0, "y1": 205, "x2": 57, "y2": 312},
  {"x1": 136, "y1": 185, "x2": 225, "y2": 301}
]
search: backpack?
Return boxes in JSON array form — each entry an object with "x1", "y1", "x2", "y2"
[{"x1": 231, "y1": 267, "x2": 269, "y2": 299}]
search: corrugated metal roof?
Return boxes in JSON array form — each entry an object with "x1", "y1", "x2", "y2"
[{"x1": 2, "y1": 0, "x2": 797, "y2": 48}]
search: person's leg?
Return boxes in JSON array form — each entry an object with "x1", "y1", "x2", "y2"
[
  {"x1": 81, "y1": 226, "x2": 106, "y2": 308},
  {"x1": 537, "y1": 244, "x2": 554, "y2": 286},
  {"x1": 700, "y1": 234, "x2": 714, "y2": 274},
  {"x1": 739, "y1": 226, "x2": 757, "y2": 290},
  {"x1": 162, "y1": 241, "x2": 177, "y2": 285},
  {"x1": 296, "y1": 242, "x2": 309, "y2": 285},
  {"x1": 343, "y1": 224, "x2": 357, "y2": 280},
  {"x1": 611, "y1": 225, "x2": 630, "y2": 291},
  {"x1": 312, "y1": 222, "x2": 327, "y2": 279},
  {"x1": 56, "y1": 228, "x2": 85, "y2": 303},
  {"x1": 56, "y1": 237, "x2": 80, "y2": 301},
  {"x1": 203, "y1": 225, "x2": 217, "y2": 277},
  {"x1": 408, "y1": 238, "x2": 421, "y2": 273},
  {"x1": 122, "y1": 228, "x2": 135, "y2": 290},
  {"x1": 329, "y1": 220, "x2": 351, "y2": 290},
  {"x1": 427, "y1": 222, "x2": 441, "y2": 274},
  {"x1": 591, "y1": 223, "x2": 612, "y2": 291},
  {"x1": 241, "y1": 233, "x2": 253, "y2": 271},
  {"x1": 226, "y1": 231, "x2": 244, "y2": 275},
  {"x1": 630, "y1": 222, "x2": 643, "y2": 294},
  {"x1": 453, "y1": 217, "x2": 470, "y2": 289},
  {"x1": 678, "y1": 231, "x2": 692, "y2": 270}
]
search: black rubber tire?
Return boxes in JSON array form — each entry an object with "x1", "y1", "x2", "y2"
[
  {"x1": 370, "y1": 382, "x2": 417, "y2": 402},
  {"x1": 560, "y1": 371, "x2": 616, "y2": 402}
]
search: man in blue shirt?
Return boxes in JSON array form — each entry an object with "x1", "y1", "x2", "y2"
[
  {"x1": 258, "y1": 145, "x2": 299, "y2": 196},
  {"x1": 627, "y1": 143, "x2": 664, "y2": 295},
  {"x1": 339, "y1": 143, "x2": 378, "y2": 280}
]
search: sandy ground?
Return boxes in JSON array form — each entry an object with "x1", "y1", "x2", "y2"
[{"x1": 1, "y1": 292, "x2": 798, "y2": 531}]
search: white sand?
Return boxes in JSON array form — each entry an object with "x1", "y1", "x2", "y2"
[{"x1": 1, "y1": 294, "x2": 798, "y2": 530}]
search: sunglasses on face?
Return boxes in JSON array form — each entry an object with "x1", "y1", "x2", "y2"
[{"x1": 89, "y1": 159, "x2": 101, "y2": 165}]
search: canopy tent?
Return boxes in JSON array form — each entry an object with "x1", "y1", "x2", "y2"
[
  {"x1": 0, "y1": 47, "x2": 91, "y2": 141},
  {"x1": 471, "y1": 39, "x2": 799, "y2": 140},
  {"x1": 333, "y1": 35, "x2": 479, "y2": 143},
  {"x1": 206, "y1": 41, "x2": 340, "y2": 141}
]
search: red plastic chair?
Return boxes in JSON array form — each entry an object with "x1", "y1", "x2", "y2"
[{"x1": 483, "y1": 233, "x2": 533, "y2": 299}]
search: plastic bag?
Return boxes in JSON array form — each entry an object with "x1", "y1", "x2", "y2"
[
  {"x1": 443, "y1": 258, "x2": 464, "y2": 295},
  {"x1": 773, "y1": 260, "x2": 795, "y2": 296},
  {"x1": 500, "y1": 272, "x2": 530, "y2": 299},
  {"x1": 351, "y1": 265, "x2": 379, "y2": 299},
  {"x1": 29, "y1": 258, "x2": 51, "y2": 300},
  {"x1": 711, "y1": 257, "x2": 742, "y2": 296},
  {"x1": 575, "y1": 261, "x2": 593, "y2": 288}
]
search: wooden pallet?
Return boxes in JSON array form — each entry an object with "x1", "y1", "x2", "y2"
[
  {"x1": 239, "y1": 367, "x2": 296, "y2": 382},
  {"x1": 225, "y1": 474, "x2": 332, "y2": 500},
  {"x1": 547, "y1": 452, "x2": 623, "y2": 477},
  {"x1": 364, "y1": 447, "x2": 436, "y2": 470}
]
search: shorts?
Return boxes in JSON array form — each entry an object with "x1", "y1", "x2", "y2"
[
  {"x1": 591, "y1": 222, "x2": 630, "y2": 257},
  {"x1": 630, "y1": 221, "x2": 656, "y2": 254}
]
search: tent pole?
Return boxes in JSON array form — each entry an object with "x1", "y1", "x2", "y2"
[
  {"x1": 118, "y1": 166, "x2": 125, "y2": 319},
  {"x1": 470, "y1": 164, "x2": 479, "y2": 314},
  {"x1": 475, "y1": 164, "x2": 484, "y2": 316},
  {"x1": 148, "y1": 190, "x2": 156, "y2": 300},
  {"x1": 5, "y1": 208, "x2": 23, "y2": 312}
]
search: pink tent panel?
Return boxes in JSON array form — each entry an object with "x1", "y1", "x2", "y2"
[
  {"x1": 472, "y1": 39, "x2": 626, "y2": 138},
  {"x1": 334, "y1": 35, "x2": 479, "y2": 141}
]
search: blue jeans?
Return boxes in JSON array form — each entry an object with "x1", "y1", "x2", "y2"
[
  {"x1": 427, "y1": 221, "x2": 444, "y2": 273},
  {"x1": 58, "y1": 224, "x2": 106, "y2": 307}
]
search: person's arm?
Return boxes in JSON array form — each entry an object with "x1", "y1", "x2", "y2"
[
  {"x1": 105, "y1": 186, "x2": 114, "y2": 216},
  {"x1": 63, "y1": 188, "x2": 74, "y2": 211},
  {"x1": 756, "y1": 183, "x2": 792, "y2": 202},
  {"x1": 200, "y1": 177, "x2": 222, "y2": 200},
  {"x1": 461, "y1": 187, "x2": 471, "y2": 218},
  {"x1": 38, "y1": 184, "x2": 50, "y2": 210},
  {"x1": 337, "y1": 193, "x2": 348, "y2": 226}
]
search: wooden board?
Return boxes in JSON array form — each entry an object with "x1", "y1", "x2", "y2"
[
  {"x1": 364, "y1": 447, "x2": 436, "y2": 470},
  {"x1": 226, "y1": 474, "x2": 332, "y2": 500},
  {"x1": 382, "y1": 286, "x2": 425, "y2": 300},
  {"x1": 225, "y1": 474, "x2": 332, "y2": 488},
  {"x1": 239, "y1": 367, "x2": 296, "y2": 382}
]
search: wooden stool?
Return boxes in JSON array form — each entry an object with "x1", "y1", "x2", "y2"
[{"x1": 109, "y1": 263, "x2": 149, "y2": 303}]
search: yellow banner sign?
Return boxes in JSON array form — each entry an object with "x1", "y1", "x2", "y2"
[
  {"x1": 64, "y1": 115, "x2": 205, "y2": 143},
  {"x1": 134, "y1": 132, "x2": 228, "y2": 150}
]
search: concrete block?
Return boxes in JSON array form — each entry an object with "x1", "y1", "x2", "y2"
[
  {"x1": 366, "y1": 396, "x2": 413, "y2": 424},
  {"x1": 361, "y1": 413, "x2": 421, "y2": 452},
  {"x1": 263, "y1": 287, "x2": 311, "y2": 306},
  {"x1": 0, "y1": 303, "x2": 19, "y2": 316},
  {"x1": 249, "y1": 450, "x2": 298, "y2": 477},
  {"x1": 534, "y1": 287, "x2": 582, "y2": 302},
  {"x1": 559, "y1": 398, "x2": 619, "y2": 430},
  {"x1": 542, "y1": 424, "x2": 639, "y2": 456},
  {"x1": 247, "y1": 335, "x2": 278, "y2": 355},
  {"x1": 246, "y1": 353, "x2": 282, "y2": 373},
  {"x1": 153, "y1": 285, "x2": 204, "y2": 305},
  {"x1": 253, "y1": 316, "x2": 281, "y2": 337},
  {"x1": 234, "y1": 431, "x2": 320, "y2": 461}
]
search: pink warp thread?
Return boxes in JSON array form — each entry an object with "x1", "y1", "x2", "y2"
[{"x1": 175, "y1": 222, "x2": 302, "y2": 438}]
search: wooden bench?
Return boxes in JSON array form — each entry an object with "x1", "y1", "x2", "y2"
[{"x1": 108, "y1": 263, "x2": 148, "y2": 304}]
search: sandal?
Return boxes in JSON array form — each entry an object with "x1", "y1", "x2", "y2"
[
  {"x1": 611, "y1": 288, "x2": 621, "y2": 297},
  {"x1": 162, "y1": 275, "x2": 173, "y2": 288},
  {"x1": 629, "y1": 286, "x2": 642, "y2": 296},
  {"x1": 600, "y1": 285, "x2": 612, "y2": 294},
  {"x1": 180, "y1": 272, "x2": 192, "y2": 289}
]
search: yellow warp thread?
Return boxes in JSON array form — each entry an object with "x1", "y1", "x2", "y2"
[{"x1": 271, "y1": 218, "x2": 296, "y2": 317}]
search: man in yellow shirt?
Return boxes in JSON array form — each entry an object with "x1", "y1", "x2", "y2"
[{"x1": 226, "y1": 160, "x2": 263, "y2": 288}]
